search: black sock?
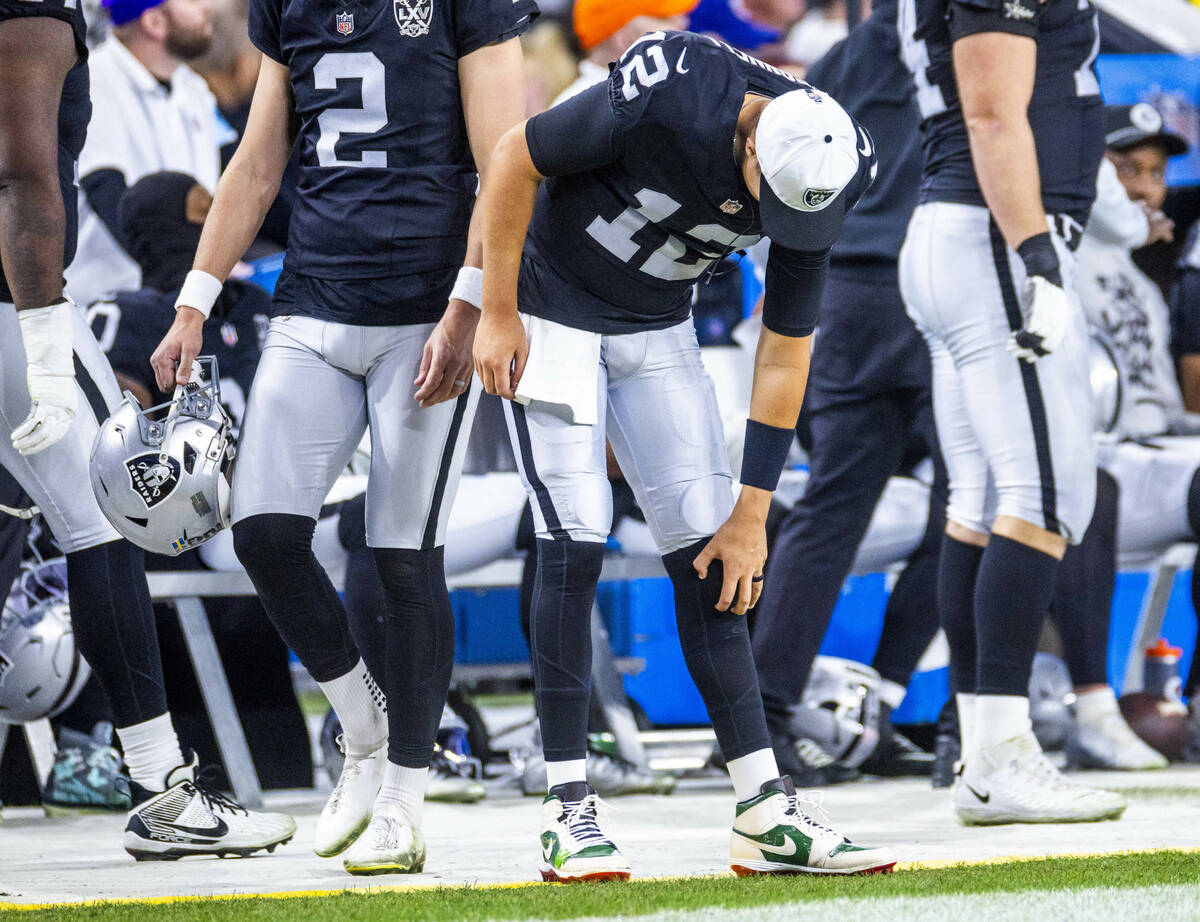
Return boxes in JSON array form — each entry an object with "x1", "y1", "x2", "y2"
[
  {"x1": 974, "y1": 534, "x2": 1058, "y2": 696},
  {"x1": 663, "y1": 538, "x2": 771, "y2": 762},
  {"x1": 938, "y1": 535, "x2": 984, "y2": 696},
  {"x1": 373, "y1": 546, "x2": 456, "y2": 768},
  {"x1": 1051, "y1": 470, "x2": 1116, "y2": 687},
  {"x1": 233, "y1": 513, "x2": 359, "y2": 682},
  {"x1": 872, "y1": 550, "x2": 942, "y2": 688},
  {"x1": 66, "y1": 539, "x2": 167, "y2": 726},
  {"x1": 529, "y1": 539, "x2": 605, "y2": 762}
]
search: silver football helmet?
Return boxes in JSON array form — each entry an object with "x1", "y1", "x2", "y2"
[
  {"x1": 90, "y1": 357, "x2": 234, "y2": 556},
  {"x1": 788, "y1": 656, "x2": 881, "y2": 768},
  {"x1": 0, "y1": 557, "x2": 91, "y2": 724}
]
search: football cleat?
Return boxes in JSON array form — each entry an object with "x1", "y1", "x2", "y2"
[
  {"x1": 730, "y1": 776, "x2": 896, "y2": 876},
  {"x1": 123, "y1": 753, "x2": 295, "y2": 860},
  {"x1": 522, "y1": 740, "x2": 675, "y2": 798},
  {"x1": 954, "y1": 732, "x2": 1127, "y2": 826},
  {"x1": 314, "y1": 734, "x2": 386, "y2": 857},
  {"x1": 1068, "y1": 707, "x2": 1168, "y2": 771},
  {"x1": 342, "y1": 804, "x2": 426, "y2": 875},
  {"x1": 539, "y1": 781, "x2": 631, "y2": 882},
  {"x1": 428, "y1": 744, "x2": 486, "y2": 804},
  {"x1": 42, "y1": 723, "x2": 131, "y2": 816}
]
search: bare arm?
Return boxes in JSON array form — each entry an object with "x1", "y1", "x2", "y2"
[
  {"x1": 472, "y1": 123, "x2": 543, "y2": 400},
  {"x1": 414, "y1": 36, "x2": 528, "y2": 407},
  {"x1": 0, "y1": 18, "x2": 76, "y2": 311},
  {"x1": 953, "y1": 30, "x2": 1044, "y2": 249},
  {"x1": 151, "y1": 54, "x2": 294, "y2": 390}
]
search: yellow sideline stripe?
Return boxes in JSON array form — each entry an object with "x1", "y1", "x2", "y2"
[{"x1": 3, "y1": 847, "x2": 1200, "y2": 912}]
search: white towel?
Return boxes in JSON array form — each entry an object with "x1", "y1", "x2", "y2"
[{"x1": 514, "y1": 313, "x2": 602, "y2": 425}]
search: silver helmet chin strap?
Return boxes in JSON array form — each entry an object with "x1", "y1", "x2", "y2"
[{"x1": 0, "y1": 502, "x2": 39, "y2": 520}]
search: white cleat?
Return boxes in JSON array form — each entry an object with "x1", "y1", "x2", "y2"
[
  {"x1": 342, "y1": 804, "x2": 426, "y2": 875},
  {"x1": 539, "y1": 781, "x2": 632, "y2": 882},
  {"x1": 955, "y1": 732, "x2": 1127, "y2": 826},
  {"x1": 730, "y1": 776, "x2": 896, "y2": 876},
  {"x1": 314, "y1": 736, "x2": 386, "y2": 857},
  {"x1": 124, "y1": 753, "x2": 296, "y2": 861},
  {"x1": 1069, "y1": 708, "x2": 1169, "y2": 771}
]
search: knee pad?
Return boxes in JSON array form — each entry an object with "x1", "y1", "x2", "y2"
[
  {"x1": 652, "y1": 474, "x2": 734, "y2": 555},
  {"x1": 233, "y1": 513, "x2": 316, "y2": 573}
]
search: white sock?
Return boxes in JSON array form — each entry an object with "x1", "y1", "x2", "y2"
[
  {"x1": 117, "y1": 713, "x2": 184, "y2": 792},
  {"x1": 727, "y1": 748, "x2": 779, "y2": 802},
  {"x1": 545, "y1": 759, "x2": 587, "y2": 792},
  {"x1": 1074, "y1": 686, "x2": 1118, "y2": 726},
  {"x1": 974, "y1": 694, "x2": 1033, "y2": 751},
  {"x1": 375, "y1": 761, "x2": 428, "y2": 829},
  {"x1": 956, "y1": 693, "x2": 977, "y2": 761},
  {"x1": 319, "y1": 660, "x2": 387, "y2": 757}
]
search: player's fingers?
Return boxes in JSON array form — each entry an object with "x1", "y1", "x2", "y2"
[
  {"x1": 415, "y1": 351, "x2": 446, "y2": 403},
  {"x1": 716, "y1": 567, "x2": 737, "y2": 612},
  {"x1": 749, "y1": 573, "x2": 764, "y2": 610},
  {"x1": 498, "y1": 352, "x2": 519, "y2": 401},
  {"x1": 511, "y1": 342, "x2": 529, "y2": 390},
  {"x1": 732, "y1": 572, "x2": 753, "y2": 616},
  {"x1": 692, "y1": 544, "x2": 714, "y2": 580},
  {"x1": 414, "y1": 341, "x2": 434, "y2": 386},
  {"x1": 176, "y1": 341, "x2": 198, "y2": 386},
  {"x1": 151, "y1": 345, "x2": 175, "y2": 392}
]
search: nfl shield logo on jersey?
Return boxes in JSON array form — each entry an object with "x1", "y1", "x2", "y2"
[
  {"x1": 394, "y1": 0, "x2": 432, "y2": 37},
  {"x1": 335, "y1": 11, "x2": 354, "y2": 35}
]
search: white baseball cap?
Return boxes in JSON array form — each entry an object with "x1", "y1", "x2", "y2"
[{"x1": 755, "y1": 86, "x2": 875, "y2": 251}]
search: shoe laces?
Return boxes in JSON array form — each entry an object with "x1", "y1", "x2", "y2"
[
  {"x1": 368, "y1": 813, "x2": 404, "y2": 851},
  {"x1": 561, "y1": 794, "x2": 615, "y2": 848},
  {"x1": 328, "y1": 741, "x2": 364, "y2": 810},
  {"x1": 790, "y1": 790, "x2": 842, "y2": 840},
  {"x1": 794, "y1": 738, "x2": 836, "y2": 769},
  {"x1": 1019, "y1": 751, "x2": 1085, "y2": 793},
  {"x1": 194, "y1": 766, "x2": 248, "y2": 816}
]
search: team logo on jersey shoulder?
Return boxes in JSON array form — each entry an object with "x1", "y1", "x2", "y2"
[
  {"x1": 335, "y1": 11, "x2": 354, "y2": 35},
  {"x1": 803, "y1": 188, "x2": 838, "y2": 209},
  {"x1": 1003, "y1": 0, "x2": 1035, "y2": 21},
  {"x1": 125, "y1": 454, "x2": 181, "y2": 509},
  {"x1": 394, "y1": 0, "x2": 432, "y2": 37},
  {"x1": 720, "y1": 199, "x2": 743, "y2": 215}
]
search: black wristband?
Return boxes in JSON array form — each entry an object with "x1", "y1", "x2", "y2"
[
  {"x1": 740, "y1": 419, "x2": 795, "y2": 493},
  {"x1": 1016, "y1": 232, "x2": 1062, "y2": 287}
]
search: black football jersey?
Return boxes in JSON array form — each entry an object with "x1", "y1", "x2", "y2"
[
  {"x1": 0, "y1": 0, "x2": 90, "y2": 304},
  {"x1": 522, "y1": 31, "x2": 871, "y2": 337},
  {"x1": 88, "y1": 283, "x2": 270, "y2": 433},
  {"x1": 899, "y1": 0, "x2": 1104, "y2": 224},
  {"x1": 247, "y1": 0, "x2": 537, "y2": 325}
]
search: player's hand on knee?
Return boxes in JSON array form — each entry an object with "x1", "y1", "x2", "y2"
[
  {"x1": 693, "y1": 512, "x2": 768, "y2": 616},
  {"x1": 1008, "y1": 275, "x2": 1071, "y2": 363},
  {"x1": 472, "y1": 310, "x2": 528, "y2": 401},
  {"x1": 415, "y1": 300, "x2": 479, "y2": 407},
  {"x1": 13, "y1": 300, "x2": 77, "y2": 456},
  {"x1": 151, "y1": 307, "x2": 205, "y2": 391}
]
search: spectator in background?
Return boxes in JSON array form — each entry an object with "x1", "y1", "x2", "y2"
[
  {"x1": 785, "y1": 0, "x2": 848, "y2": 65},
  {"x1": 557, "y1": 0, "x2": 699, "y2": 104},
  {"x1": 66, "y1": 0, "x2": 221, "y2": 307}
]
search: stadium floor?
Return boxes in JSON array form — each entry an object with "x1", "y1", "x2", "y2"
[{"x1": 2, "y1": 766, "x2": 1198, "y2": 910}]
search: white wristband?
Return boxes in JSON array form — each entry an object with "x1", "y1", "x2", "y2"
[
  {"x1": 175, "y1": 270, "x2": 224, "y2": 320},
  {"x1": 449, "y1": 266, "x2": 483, "y2": 310}
]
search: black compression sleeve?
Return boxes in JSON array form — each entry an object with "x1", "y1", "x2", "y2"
[
  {"x1": 81, "y1": 169, "x2": 129, "y2": 252},
  {"x1": 949, "y1": 0, "x2": 1040, "y2": 41},
  {"x1": 525, "y1": 82, "x2": 620, "y2": 177},
  {"x1": 761, "y1": 244, "x2": 829, "y2": 338}
]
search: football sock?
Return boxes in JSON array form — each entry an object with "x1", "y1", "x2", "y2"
[
  {"x1": 545, "y1": 759, "x2": 588, "y2": 791},
  {"x1": 956, "y1": 692, "x2": 977, "y2": 760},
  {"x1": 872, "y1": 548, "x2": 942, "y2": 691},
  {"x1": 727, "y1": 748, "x2": 780, "y2": 802},
  {"x1": 233, "y1": 513, "x2": 360, "y2": 682},
  {"x1": 374, "y1": 546, "x2": 456, "y2": 769},
  {"x1": 974, "y1": 695, "x2": 1033, "y2": 752},
  {"x1": 117, "y1": 712, "x2": 184, "y2": 792},
  {"x1": 974, "y1": 534, "x2": 1057, "y2": 696},
  {"x1": 66, "y1": 539, "x2": 167, "y2": 726},
  {"x1": 937, "y1": 535, "x2": 984, "y2": 697},
  {"x1": 319, "y1": 660, "x2": 387, "y2": 757},
  {"x1": 529, "y1": 539, "x2": 605, "y2": 763},
  {"x1": 663, "y1": 538, "x2": 772, "y2": 763},
  {"x1": 375, "y1": 761, "x2": 428, "y2": 829}
]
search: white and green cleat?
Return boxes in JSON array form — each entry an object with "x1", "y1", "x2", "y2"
[
  {"x1": 730, "y1": 776, "x2": 897, "y2": 877},
  {"x1": 342, "y1": 804, "x2": 426, "y2": 876},
  {"x1": 538, "y1": 781, "x2": 631, "y2": 882}
]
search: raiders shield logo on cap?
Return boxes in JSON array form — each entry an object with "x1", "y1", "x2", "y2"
[
  {"x1": 125, "y1": 454, "x2": 182, "y2": 509},
  {"x1": 394, "y1": 0, "x2": 432, "y2": 37},
  {"x1": 335, "y1": 11, "x2": 354, "y2": 35},
  {"x1": 803, "y1": 188, "x2": 837, "y2": 209}
]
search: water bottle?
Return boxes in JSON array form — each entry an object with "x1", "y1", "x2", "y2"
[{"x1": 1143, "y1": 638, "x2": 1184, "y2": 700}]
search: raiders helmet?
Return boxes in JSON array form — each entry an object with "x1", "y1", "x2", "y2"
[
  {"x1": 90, "y1": 357, "x2": 234, "y2": 556},
  {"x1": 0, "y1": 558, "x2": 91, "y2": 724},
  {"x1": 789, "y1": 656, "x2": 882, "y2": 769}
]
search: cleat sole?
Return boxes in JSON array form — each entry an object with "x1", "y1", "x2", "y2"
[
  {"x1": 731, "y1": 860, "x2": 897, "y2": 877},
  {"x1": 344, "y1": 861, "x2": 425, "y2": 876},
  {"x1": 314, "y1": 815, "x2": 371, "y2": 858},
  {"x1": 956, "y1": 806, "x2": 1126, "y2": 826},
  {"x1": 539, "y1": 868, "x2": 631, "y2": 883},
  {"x1": 126, "y1": 834, "x2": 294, "y2": 862}
]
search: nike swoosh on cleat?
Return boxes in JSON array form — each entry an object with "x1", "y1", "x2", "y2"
[
  {"x1": 676, "y1": 48, "x2": 689, "y2": 74},
  {"x1": 733, "y1": 831, "x2": 797, "y2": 857},
  {"x1": 165, "y1": 817, "x2": 229, "y2": 838},
  {"x1": 964, "y1": 782, "x2": 990, "y2": 804}
]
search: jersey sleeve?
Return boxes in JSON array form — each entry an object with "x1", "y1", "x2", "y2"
[
  {"x1": 760, "y1": 244, "x2": 830, "y2": 338},
  {"x1": 525, "y1": 82, "x2": 621, "y2": 177},
  {"x1": 0, "y1": 0, "x2": 86, "y2": 57},
  {"x1": 247, "y1": 0, "x2": 285, "y2": 64},
  {"x1": 949, "y1": 0, "x2": 1042, "y2": 42},
  {"x1": 454, "y1": 0, "x2": 538, "y2": 58}
]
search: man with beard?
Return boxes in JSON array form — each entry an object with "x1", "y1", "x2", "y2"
[{"x1": 65, "y1": 0, "x2": 220, "y2": 306}]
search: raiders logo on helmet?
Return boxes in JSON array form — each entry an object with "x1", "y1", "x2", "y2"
[
  {"x1": 803, "y1": 188, "x2": 838, "y2": 209},
  {"x1": 394, "y1": 0, "x2": 432, "y2": 37},
  {"x1": 125, "y1": 454, "x2": 182, "y2": 509}
]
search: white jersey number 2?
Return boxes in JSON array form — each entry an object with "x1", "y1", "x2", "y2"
[{"x1": 313, "y1": 52, "x2": 388, "y2": 169}]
